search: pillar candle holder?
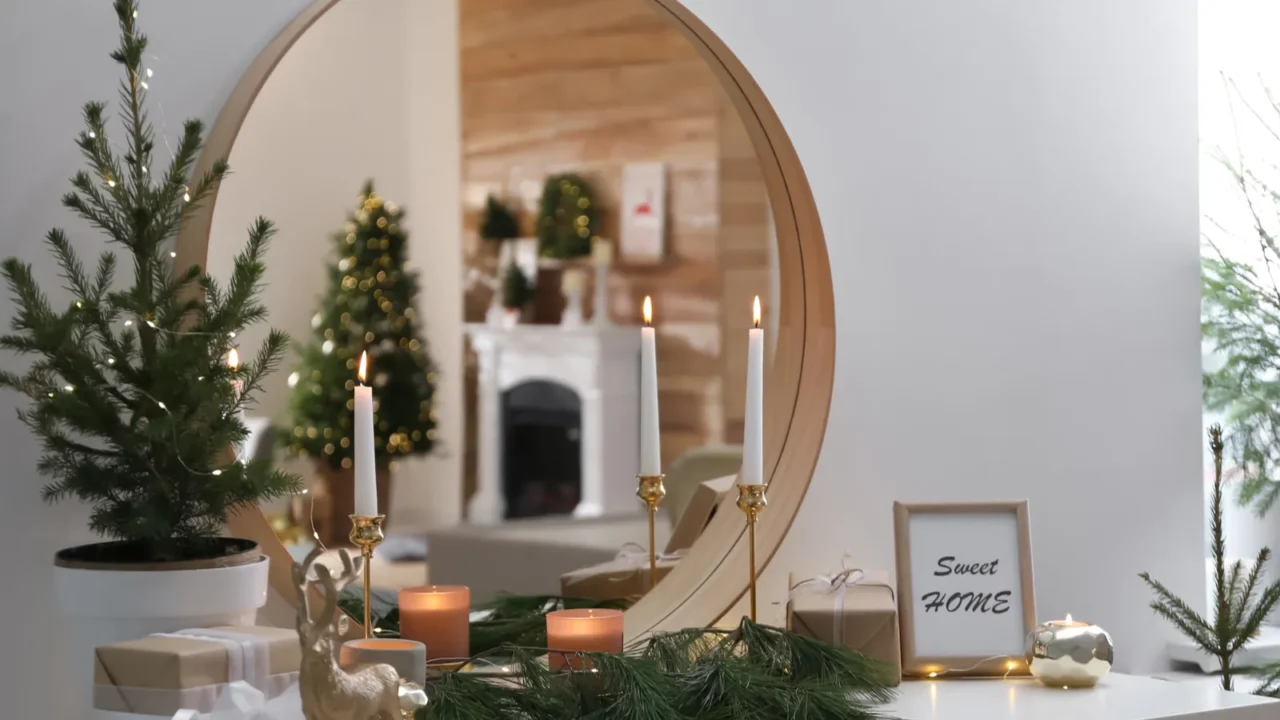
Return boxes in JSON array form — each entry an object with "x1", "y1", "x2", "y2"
[
  {"x1": 636, "y1": 474, "x2": 666, "y2": 589},
  {"x1": 736, "y1": 484, "x2": 768, "y2": 622},
  {"x1": 349, "y1": 514, "x2": 386, "y2": 639},
  {"x1": 1026, "y1": 616, "x2": 1114, "y2": 688}
]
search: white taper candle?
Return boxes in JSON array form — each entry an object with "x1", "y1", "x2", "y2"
[
  {"x1": 640, "y1": 296, "x2": 661, "y2": 475},
  {"x1": 354, "y1": 350, "x2": 378, "y2": 517},
  {"x1": 743, "y1": 297, "x2": 764, "y2": 485},
  {"x1": 227, "y1": 347, "x2": 244, "y2": 463}
]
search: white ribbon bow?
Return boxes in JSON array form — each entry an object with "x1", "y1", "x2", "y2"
[
  {"x1": 610, "y1": 543, "x2": 685, "y2": 583},
  {"x1": 171, "y1": 681, "x2": 303, "y2": 720},
  {"x1": 614, "y1": 542, "x2": 686, "y2": 565}
]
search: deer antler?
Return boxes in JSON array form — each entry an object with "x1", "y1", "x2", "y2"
[
  {"x1": 310, "y1": 549, "x2": 362, "y2": 635},
  {"x1": 292, "y1": 546, "x2": 325, "y2": 631}
]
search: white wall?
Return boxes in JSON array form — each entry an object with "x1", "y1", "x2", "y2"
[
  {"x1": 684, "y1": 0, "x2": 1202, "y2": 674},
  {"x1": 207, "y1": 0, "x2": 464, "y2": 529},
  {"x1": 0, "y1": 3, "x2": 312, "y2": 716}
]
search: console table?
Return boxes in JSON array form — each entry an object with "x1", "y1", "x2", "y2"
[{"x1": 888, "y1": 674, "x2": 1276, "y2": 719}]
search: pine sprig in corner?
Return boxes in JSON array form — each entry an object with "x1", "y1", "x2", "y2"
[{"x1": 1140, "y1": 425, "x2": 1280, "y2": 692}]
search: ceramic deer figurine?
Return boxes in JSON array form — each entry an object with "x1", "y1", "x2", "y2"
[{"x1": 294, "y1": 546, "x2": 404, "y2": 720}]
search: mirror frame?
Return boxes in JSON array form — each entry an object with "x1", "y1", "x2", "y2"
[{"x1": 176, "y1": 0, "x2": 834, "y2": 639}]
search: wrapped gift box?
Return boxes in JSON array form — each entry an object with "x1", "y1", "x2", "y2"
[
  {"x1": 787, "y1": 571, "x2": 902, "y2": 685},
  {"x1": 664, "y1": 475, "x2": 735, "y2": 555},
  {"x1": 560, "y1": 553, "x2": 679, "y2": 601},
  {"x1": 94, "y1": 626, "x2": 300, "y2": 717}
]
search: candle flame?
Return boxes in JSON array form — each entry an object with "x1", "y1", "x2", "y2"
[
  {"x1": 226, "y1": 347, "x2": 239, "y2": 371},
  {"x1": 752, "y1": 296, "x2": 761, "y2": 328},
  {"x1": 1065, "y1": 613, "x2": 1073, "y2": 623},
  {"x1": 643, "y1": 296, "x2": 653, "y2": 326},
  {"x1": 358, "y1": 350, "x2": 368, "y2": 383}
]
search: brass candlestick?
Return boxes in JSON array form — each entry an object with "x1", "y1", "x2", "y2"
[
  {"x1": 736, "y1": 484, "x2": 768, "y2": 622},
  {"x1": 348, "y1": 515, "x2": 386, "y2": 639},
  {"x1": 636, "y1": 474, "x2": 666, "y2": 588}
]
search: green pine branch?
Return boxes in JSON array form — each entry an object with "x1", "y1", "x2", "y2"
[
  {"x1": 1141, "y1": 425, "x2": 1280, "y2": 692},
  {"x1": 412, "y1": 617, "x2": 895, "y2": 720}
]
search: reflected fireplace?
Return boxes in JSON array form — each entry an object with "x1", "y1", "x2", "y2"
[
  {"x1": 466, "y1": 324, "x2": 639, "y2": 524},
  {"x1": 502, "y1": 380, "x2": 582, "y2": 518}
]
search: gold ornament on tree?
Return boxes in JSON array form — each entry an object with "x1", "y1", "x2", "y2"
[{"x1": 293, "y1": 546, "x2": 426, "y2": 719}]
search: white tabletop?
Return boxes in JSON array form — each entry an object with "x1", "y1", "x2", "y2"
[{"x1": 887, "y1": 674, "x2": 1277, "y2": 720}]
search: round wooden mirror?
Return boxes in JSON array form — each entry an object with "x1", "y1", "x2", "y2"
[{"x1": 176, "y1": 0, "x2": 833, "y2": 639}]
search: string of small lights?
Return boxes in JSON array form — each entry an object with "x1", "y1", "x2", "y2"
[{"x1": 921, "y1": 655, "x2": 1024, "y2": 679}]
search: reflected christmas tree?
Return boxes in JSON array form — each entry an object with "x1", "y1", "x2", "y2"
[{"x1": 285, "y1": 182, "x2": 437, "y2": 538}]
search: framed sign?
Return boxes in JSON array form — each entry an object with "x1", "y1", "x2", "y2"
[
  {"x1": 893, "y1": 501, "x2": 1036, "y2": 677},
  {"x1": 619, "y1": 162, "x2": 666, "y2": 262}
]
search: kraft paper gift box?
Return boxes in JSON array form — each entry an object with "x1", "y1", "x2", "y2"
[
  {"x1": 664, "y1": 475, "x2": 736, "y2": 555},
  {"x1": 93, "y1": 625, "x2": 301, "y2": 717},
  {"x1": 560, "y1": 552, "x2": 680, "y2": 601},
  {"x1": 787, "y1": 571, "x2": 902, "y2": 685}
]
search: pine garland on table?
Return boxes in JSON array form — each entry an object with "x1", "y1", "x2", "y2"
[
  {"x1": 419, "y1": 618, "x2": 895, "y2": 720},
  {"x1": 341, "y1": 594, "x2": 897, "y2": 719}
]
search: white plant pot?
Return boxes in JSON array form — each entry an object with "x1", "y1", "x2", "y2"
[{"x1": 55, "y1": 548, "x2": 270, "y2": 717}]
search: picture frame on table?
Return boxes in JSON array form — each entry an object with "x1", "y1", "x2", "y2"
[{"x1": 893, "y1": 501, "x2": 1037, "y2": 677}]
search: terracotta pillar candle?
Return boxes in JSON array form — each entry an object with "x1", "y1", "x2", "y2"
[
  {"x1": 339, "y1": 638, "x2": 426, "y2": 683},
  {"x1": 546, "y1": 608, "x2": 624, "y2": 670},
  {"x1": 398, "y1": 585, "x2": 470, "y2": 663}
]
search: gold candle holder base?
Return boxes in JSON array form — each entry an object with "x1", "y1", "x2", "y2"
[
  {"x1": 636, "y1": 474, "x2": 666, "y2": 589},
  {"x1": 349, "y1": 514, "x2": 387, "y2": 639},
  {"x1": 736, "y1": 484, "x2": 767, "y2": 622}
]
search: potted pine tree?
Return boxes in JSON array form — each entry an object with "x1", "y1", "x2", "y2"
[{"x1": 0, "y1": 0, "x2": 299, "y2": 705}]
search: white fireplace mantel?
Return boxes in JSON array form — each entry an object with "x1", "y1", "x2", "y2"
[{"x1": 465, "y1": 323, "x2": 641, "y2": 523}]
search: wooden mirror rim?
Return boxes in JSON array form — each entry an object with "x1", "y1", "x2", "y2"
[{"x1": 177, "y1": 0, "x2": 835, "y2": 639}]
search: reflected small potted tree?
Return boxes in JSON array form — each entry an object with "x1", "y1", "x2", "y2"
[
  {"x1": 0, "y1": 2, "x2": 299, "y2": 709},
  {"x1": 502, "y1": 262, "x2": 535, "y2": 326},
  {"x1": 480, "y1": 194, "x2": 520, "y2": 325},
  {"x1": 285, "y1": 182, "x2": 439, "y2": 544}
]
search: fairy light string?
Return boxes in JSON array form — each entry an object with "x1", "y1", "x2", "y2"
[{"x1": 922, "y1": 655, "x2": 1024, "y2": 680}]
